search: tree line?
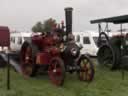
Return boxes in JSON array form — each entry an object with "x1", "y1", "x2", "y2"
[{"x1": 31, "y1": 18, "x2": 57, "y2": 33}]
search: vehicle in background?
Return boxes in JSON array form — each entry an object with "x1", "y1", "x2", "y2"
[
  {"x1": 0, "y1": 26, "x2": 10, "y2": 52},
  {"x1": 90, "y1": 14, "x2": 128, "y2": 69},
  {"x1": 10, "y1": 31, "x2": 41, "y2": 52},
  {"x1": 73, "y1": 31, "x2": 99, "y2": 56}
]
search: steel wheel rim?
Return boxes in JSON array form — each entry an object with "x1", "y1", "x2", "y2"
[{"x1": 48, "y1": 59, "x2": 64, "y2": 86}]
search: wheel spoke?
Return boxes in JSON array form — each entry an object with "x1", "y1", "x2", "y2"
[{"x1": 56, "y1": 68, "x2": 62, "y2": 75}]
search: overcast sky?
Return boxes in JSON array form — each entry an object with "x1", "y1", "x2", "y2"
[{"x1": 1, "y1": 0, "x2": 128, "y2": 32}]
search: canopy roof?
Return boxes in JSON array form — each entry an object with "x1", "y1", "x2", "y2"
[{"x1": 90, "y1": 15, "x2": 128, "y2": 24}]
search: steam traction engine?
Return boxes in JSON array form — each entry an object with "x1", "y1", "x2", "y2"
[
  {"x1": 20, "y1": 7, "x2": 94, "y2": 86},
  {"x1": 90, "y1": 15, "x2": 128, "y2": 70}
]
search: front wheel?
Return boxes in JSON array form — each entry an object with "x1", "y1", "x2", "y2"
[
  {"x1": 78, "y1": 55, "x2": 94, "y2": 82},
  {"x1": 48, "y1": 57, "x2": 65, "y2": 86}
]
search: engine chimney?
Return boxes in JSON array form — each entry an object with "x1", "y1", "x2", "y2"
[{"x1": 64, "y1": 7, "x2": 73, "y2": 35}]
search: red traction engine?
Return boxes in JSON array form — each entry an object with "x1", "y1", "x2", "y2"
[
  {"x1": 20, "y1": 7, "x2": 95, "y2": 86},
  {"x1": 20, "y1": 33, "x2": 65, "y2": 85}
]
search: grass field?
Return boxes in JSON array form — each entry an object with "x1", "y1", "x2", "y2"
[{"x1": 0, "y1": 59, "x2": 128, "y2": 96}]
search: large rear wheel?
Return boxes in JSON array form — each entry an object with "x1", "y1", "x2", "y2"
[
  {"x1": 20, "y1": 42, "x2": 37, "y2": 77},
  {"x1": 48, "y1": 57, "x2": 65, "y2": 86},
  {"x1": 97, "y1": 44, "x2": 120, "y2": 69},
  {"x1": 97, "y1": 45, "x2": 115, "y2": 69},
  {"x1": 78, "y1": 55, "x2": 94, "y2": 82}
]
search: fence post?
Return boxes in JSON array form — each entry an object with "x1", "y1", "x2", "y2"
[{"x1": 7, "y1": 51, "x2": 10, "y2": 90}]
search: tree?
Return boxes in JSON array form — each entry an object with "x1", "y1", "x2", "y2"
[
  {"x1": 32, "y1": 22, "x2": 44, "y2": 32},
  {"x1": 32, "y1": 18, "x2": 57, "y2": 33},
  {"x1": 43, "y1": 18, "x2": 56, "y2": 32}
]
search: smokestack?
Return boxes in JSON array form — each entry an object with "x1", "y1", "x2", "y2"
[{"x1": 65, "y1": 7, "x2": 73, "y2": 35}]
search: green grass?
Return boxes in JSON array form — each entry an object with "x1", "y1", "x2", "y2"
[{"x1": 0, "y1": 60, "x2": 128, "y2": 96}]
